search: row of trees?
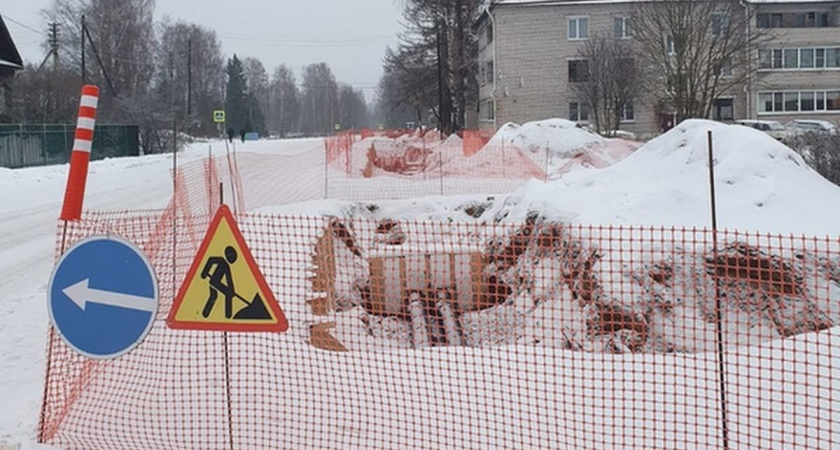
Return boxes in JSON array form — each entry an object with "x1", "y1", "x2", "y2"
[
  {"x1": 9, "y1": 0, "x2": 765, "y2": 144},
  {"x1": 7, "y1": 0, "x2": 370, "y2": 152}
]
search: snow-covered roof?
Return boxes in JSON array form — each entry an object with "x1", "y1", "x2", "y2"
[
  {"x1": 0, "y1": 59, "x2": 23, "y2": 70},
  {"x1": 0, "y1": 15, "x2": 23, "y2": 71}
]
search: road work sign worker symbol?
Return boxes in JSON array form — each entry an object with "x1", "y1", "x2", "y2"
[{"x1": 167, "y1": 204, "x2": 288, "y2": 332}]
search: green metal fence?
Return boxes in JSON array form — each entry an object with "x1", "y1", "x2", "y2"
[{"x1": 0, "y1": 124, "x2": 140, "y2": 168}]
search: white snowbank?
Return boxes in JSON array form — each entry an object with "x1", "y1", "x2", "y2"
[
  {"x1": 538, "y1": 119, "x2": 840, "y2": 236},
  {"x1": 489, "y1": 119, "x2": 605, "y2": 159},
  {"x1": 485, "y1": 119, "x2": 638, "y2": 177},
  {"x1": 269, "y1": 120, "x2": 840, "y2": 236}
]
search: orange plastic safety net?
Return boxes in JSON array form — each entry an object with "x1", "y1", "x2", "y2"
[{"x1": 39, "y1": 137, "x2": 840, "y2": 449}]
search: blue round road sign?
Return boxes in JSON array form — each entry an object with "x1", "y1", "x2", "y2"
[{"x1": 48, "y1": 235, "x2": 159, "y2": 359}]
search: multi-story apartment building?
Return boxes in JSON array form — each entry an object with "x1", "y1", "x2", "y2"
[{"x1": 476, "y1": 0, "x2": 840, "y2": 136}]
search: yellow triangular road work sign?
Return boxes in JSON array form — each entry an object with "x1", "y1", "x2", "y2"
[{"x1": 167, "y1": 205, "x2": 288, "y2": 332}]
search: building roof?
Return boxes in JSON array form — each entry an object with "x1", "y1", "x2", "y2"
[
  {"x1": 0, "y1": 15, "x2": 24, "y2": 71},
  {"x1": 492, "y1": 0, "x2": 838, "y2": 5}
]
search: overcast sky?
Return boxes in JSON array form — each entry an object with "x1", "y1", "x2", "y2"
[{"x1": 3, "y1": 0, "x2": 404, "y2": 99}]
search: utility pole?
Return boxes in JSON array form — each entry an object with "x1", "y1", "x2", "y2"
[
  {"x1": 436, "y1": 18, "x2": 444, "y2": 134},
  {"x1": 38, "y1": 23, "x2": 61, "y2": 71},
  {"x1": 187, "y1": 37, "x2": 192, "y2": 117},
  {"x1": 48, "y1": 23, "x2": 59, "y2": 70},
  {"x1": 168, "y1": 51, "x2": 175, "y2": 111},
  {"x1": 81, "y1": 15, "x2": 86, "y2": 83}
]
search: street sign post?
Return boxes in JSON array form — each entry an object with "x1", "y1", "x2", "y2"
[{"x1": 48, "y1": 235, "x2": 159, "y2": 359}]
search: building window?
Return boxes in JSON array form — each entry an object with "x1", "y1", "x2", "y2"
[
  {"x1": 759, "y1": 47, "x2": 840, "y2": 70},
  {"x1": 828, "y1": 91, "x2": 840, "y2": 110},
  {"x1": 758, "y1": 89, "x2": 840, "y2": 113},
  {"x1": 758, "y1": 11, "x2": 830, "y2": 28},
  {"x1": 772, "y1": 49, "x2": 783, "y2": 68},
  {"x1": 800, "y1": 48, "x2": 815, "y2": 68},
  {"x1": 758, "y1": 49, "x2": 772, "y2": 69},
  {"x1": 757, "y1": 13, "x2": 783, "y2": 28},
  {"x1": 486, "y1": 23, "x2": 494, "y2": 44},
  {"x1": 819, "y1": 12, "x2": 831, "y2": 26},
  {"x1": 614, "y1": 17, "x2": 631, "y2": 39},
  {"x1": 774, "y1": 92, "x2": 784, "y2": 111},
  {"x1": 716, "y1": 60, "x2": 733, "y2": 77},
  {"x1": 784, "y1": 49, "x2": 799, "y2": 68},
  {"x1": 569, "y1": 102, "x2": 590, "y2": 121},
  {"x1": 796, "y1": 12, "x2": 831, "y2": 27},
  {"x1": 711, "y1": 13, "x2": 730, "y2": 35},
  {"x1": 480, "y1": 100, "x2": 495, "y2": 121},
  {"x1": 482, "y1": 60, "x2": 494, "y2": 84},
  {"x1": 568, "y1": 17, "x2": 589, "y2": 40},
  {"x1": 758, "y1": 92, "x2": 774, "y2": 113},
  {"x1": 713, "y1": 98, "x2": 734, "y2": 121},
  {"x1": 568, "y1": 60, "x2": 590, "y2": 82},
  {"x1": 621, "y1": 102, "x2": 635, "y2": 122},
  {"x1": 800, "y1": 91, "x2": 815, "y2": 111},
  {"x1": 784, "y1": 92, "x2": 799, "y2": 112},
  {"x1": 828, "y1": 48, "x2": 840, "y2": 68},
  {"x1": 796, "y1": 12, "x2": 815, "y2": 27}
]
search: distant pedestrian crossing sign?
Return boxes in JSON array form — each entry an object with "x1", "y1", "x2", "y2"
[
  {"x1": 167, "y1": 204, "x2": 288, "y2": 332},
  {"x1": 213, "y1": 110, "x2": 226, "y2": 123}
]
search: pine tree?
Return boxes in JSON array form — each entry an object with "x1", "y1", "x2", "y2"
[{"x1": 225, "y1": 55, "x2": 249, "y2": 133}]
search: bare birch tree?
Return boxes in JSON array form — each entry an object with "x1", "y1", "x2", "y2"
[
  {"x1": 300, "y1": 63, "x2": 339, "y2": 136},
  {"x1": 269, "y1": 65, "x2": 300, "y2": 137},
  {"x1": 570, "y1": 33, "x2": 641, "y2": 135},
  {"x1": 632, "y1": 0, "x2": 764, "y2": 122}
]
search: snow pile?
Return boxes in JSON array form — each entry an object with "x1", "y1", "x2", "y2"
[
  {"x1": 482, "y1": 119, "x2": 639, "y2": 178},
  {"x1": 266, "y1": 120, "x2": 840, "y2": 354},
  {"x1": 338, "y1": 132, "x2": 445, "y2": 177},
  {"x1": 268, "y1": 120, "x2": 840, "y2": 236},
  {"x1": 533, "y1": 119, "x2": 840, "y2": 236},
  {"x1": 334, "y1": 120, "x2": 639, "y2": 180},
  {"x1": 490, "y1": 119, "x2": 604, "y2": 158}
]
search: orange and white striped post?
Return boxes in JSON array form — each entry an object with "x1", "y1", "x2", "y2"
[{"x1": 59, "y1": 85, "x2": 99, "y2": 221}]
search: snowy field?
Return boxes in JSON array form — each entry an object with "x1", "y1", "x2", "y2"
[{"x1": 3, "y1": 120, "x2": 840, "y2": 449}]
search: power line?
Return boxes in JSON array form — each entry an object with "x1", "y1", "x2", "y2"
[
  {"x1": 15, "y1": 39, "x2": 44, "y2": 46},
  {"x1": 220, "y1": 32, "x2": 395, "y2": 42},
  {"x1": 218, "y1": 34, "x2": 396, "y2": 47},
  {"x1": 1, "y1": 14, "x2": 43, "y2": 35}
]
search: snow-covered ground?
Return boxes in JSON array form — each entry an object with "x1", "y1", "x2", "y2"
[
  {"x1": 0, "y1": 138, "x2": 319, "y2": 449},
  {"x1": 297, "y1": 120, "x2": 840, "y2": 236},
  {"x1": 2, "y1": 120, "x2": 840, "y2": 449},
  {"x1": 260, "y1": 120, "x2": 840, "y2": 356}
]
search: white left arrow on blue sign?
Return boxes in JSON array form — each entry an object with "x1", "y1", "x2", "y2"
[{"x1": 63, "y1": 278, "x2": 157, "y2": 313}]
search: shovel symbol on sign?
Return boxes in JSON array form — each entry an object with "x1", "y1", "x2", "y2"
[{"x1": 201, "y1": 246, "x2": 272, "y2": 320}]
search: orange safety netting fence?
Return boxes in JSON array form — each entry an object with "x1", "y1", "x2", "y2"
[
  {"x1": 179, "y1": 129, "x2": 637, "y2": 213},
  {"x1": 39, "y1": 144, "x2": 840, "y2": 449}
]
